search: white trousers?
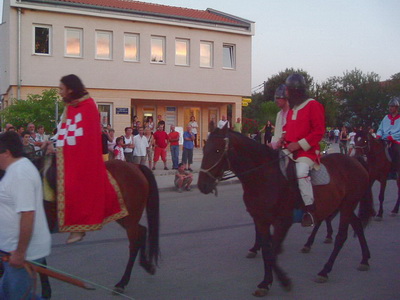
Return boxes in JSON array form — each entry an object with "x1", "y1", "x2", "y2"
[{"x1": 296, "y1": 162, "x2": 314, "y2": 206}]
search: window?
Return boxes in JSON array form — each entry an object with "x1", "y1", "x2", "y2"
[
  {"x1": 124, "y1": 33, "x2": 139, "y2": 62},
  {"x1": 151, "y1": 36, "x2": 165, "y2": 63},
  {"x1": 175, "y1": 39, "x2": 189, "y2": 66},
  {"x1": 34, "y1": 25, "x2": 51, "y2": 55},
  {"x1": 200, "y1": 41, "x2": 213, "y2": 68},
  {"x1": 65, "y1": 28, "x2": 83, "y2": 57},
  {"x1": 98, "y1": 104, "x2": 112, "y2": 128},
  {"x1": 96, "y1": 31, "x2": 112, "y2": 60},
  {"x1": 223, "y1": 44, "x2": 235, "y2": 69}
]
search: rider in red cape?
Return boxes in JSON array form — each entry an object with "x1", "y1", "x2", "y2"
[
  {"x1": 56, "y1": 74, "x2": 128, "y2": 244},
  {"x1": 281, "y1": 73, "x2": 325, "y2": 227}
]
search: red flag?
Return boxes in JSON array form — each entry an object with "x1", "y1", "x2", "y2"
[{"x1": 56, "y1": 96, "x2": 127, "y2": 232}]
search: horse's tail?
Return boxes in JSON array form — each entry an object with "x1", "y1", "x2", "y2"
[
  {"x1": 138, "y1": 164, "x2": 160, "y2": 266},
  {"x1": 355, "y1": 156, "x2": 375, "y2": 227}
]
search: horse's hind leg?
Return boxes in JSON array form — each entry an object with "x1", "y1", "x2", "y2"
[
  {"x1": 350, "y1": 213, "x2": 371, "y2": 271},
  {"x1": 315, "y1": 218, "x2": 350, "y2": 283},
  {"x1": 390, "y1": 179, "x2": 400, "y2": 216},
  {"x1": 247, "y1": 223, "x2": 261, "y2": 258},
  {"x1": 138, "y1": 225, "x2": 156, "y2": 275},
  {"x1": 301, "y1": 221, "x2": 322, "y2": 253},
  {"x1": 375, "y1": 180, "x2": 387, "y2": 220}
]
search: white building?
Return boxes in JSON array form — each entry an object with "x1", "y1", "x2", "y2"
[{"x1": 0, "y1": 0, "x2": 254, "y2": 143}]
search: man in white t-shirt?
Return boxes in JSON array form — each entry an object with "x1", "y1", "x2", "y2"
[
  {"x1": 123, "y1": 127, "x2": 135, "y2": 163},
  {"x1": 189, "y1": 116, "x2": 199, "y2": 148},
  {"x1": 0, "y1": 131, "x2": 51, "y2": 299},
  {"x1": 348, "y1": 127, "x2": 357, "y2": 156},
  {"x1": 133, "y1": 127, "x2": 149, "y2": 165},
  {"x1": 217, "y1": 115, "x2": 230, "y2": 129}
]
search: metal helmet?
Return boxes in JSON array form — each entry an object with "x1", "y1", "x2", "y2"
[
  {"x1": 388, "y1": 97, "x2": 400, "y2": 107},
  {"x1": 285, "y1": 73, "x2": 307, "y2": 90},
  {"x1": 274, "y1": 84, "x2": 287, "y2": 100}
]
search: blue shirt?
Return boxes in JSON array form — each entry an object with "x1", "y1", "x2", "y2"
[
  {"x1": 183, "y1": 131, "x2": 194, "y2": 149},
  {"x1": 377, "y1": 114, "x2": 400, "y2": 142}
]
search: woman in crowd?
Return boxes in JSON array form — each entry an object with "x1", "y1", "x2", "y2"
[
  {"x1": 261, "y1": 120, "x2": 274, "y2": 145},
  {"x1": 339, "y1": 126, "x2": 348, "y2": 155}
]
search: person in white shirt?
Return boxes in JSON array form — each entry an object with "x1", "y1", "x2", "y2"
[
  {"x1": 188, "y1": 116, "x2": 199, "y2": 148},
  {"x1": 217, "y1": 115, "x2": 230, "y2": 129},
  {"x1": 113, "y1": 137, "x2": 125, "y2": 161},
  {"x1": 0, "y1": 131, "x2": 51, "y2": 299},
  {"x1": 123, "y1": 127, "x2": 135, "y2": 163},
  {"x1": 133, "y1": 127, "x2": 149, "y2": 165},
  {"x1": 348, "y1": 127, "x2": 357, "y2": 156}
]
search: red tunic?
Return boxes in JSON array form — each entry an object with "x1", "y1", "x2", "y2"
[
  {"x1": 283, "y1": 99, "x2": 325, "y2": 161},
  {"x1": 56, "y1": 96, "x2": 128, "y2": 232}
]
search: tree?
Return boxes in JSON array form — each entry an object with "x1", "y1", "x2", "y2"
[{"x1": 0, "y1": 89, "x2": 64, "y2": 132}]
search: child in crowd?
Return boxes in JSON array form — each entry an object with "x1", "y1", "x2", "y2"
[
  {"x1": 113, "y1": 137, "x2": 125, "y2": 161},
  {"x1": 175, "y1": 162, "x2": 193, "y2": 193}
]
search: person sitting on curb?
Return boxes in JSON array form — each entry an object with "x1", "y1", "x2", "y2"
[{"x1": 175, "y1": 163, "x2": 193, "y2": 193}]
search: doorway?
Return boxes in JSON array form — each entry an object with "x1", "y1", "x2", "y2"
[{"x1": 184, "y1": 107, "x2": 200, "y2": 147}]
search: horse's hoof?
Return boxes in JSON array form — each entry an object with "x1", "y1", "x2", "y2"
[
  {"x1": 280, "y1": 279, "x2": 292, "y2": 292},
  {"x1": 389, "y1": 212, "x2": 398, "y2": 217},
  {"x1": 323, "y1": 238, "x2": 333, "y2": 244},
  {"x1": 357, "y1": 264, "x2": 370, "y2": 271},
  {"x1": 112, "y1": 286, "x2": 125, "y2": 295},
  {"x1": 314, "y1": 275, "x2": 328, "y2": 283},
  {"x1": 374, "y1": 216, "x2": 383, "y2": 222},
  {"x1": 253, "y1": 288, "x2": 269, "y2": 297},
  {"x1": 246, "y1": 251, "x2": 257, "y2": 258},
  {"x1": 300, "y1": 246, "x2": 310, "y2": 253}
]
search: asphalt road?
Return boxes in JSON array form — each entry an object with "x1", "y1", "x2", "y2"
[{"x1": 46, "y1": 182, "x2": 400, "y2": 300}]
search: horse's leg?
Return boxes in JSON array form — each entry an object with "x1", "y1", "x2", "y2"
[
  {"x1": 375, "y1": 179, "x2": 386, "y2": 220},
  {"x1": 390, "y1": 178, "x2": 400, "y2": 216},
  {"x1": 247, "y1": 223, "x2": 261, "y2": 258},
  {"x1": 114, "y1": 221, "x2": 141, "y2": 294},
  {"x1": 39, "y1": 258, "x2": 52, "y2": 299},
  {"x1": 324, "y1": 211, "x2": 338, "y2": 244},
  {"x1": 350, "y1": 213, "x2": 371, "y2": 271},
  {"x1": 253, "y1": 224, "x2": 273, "y2": 297},
  {"x1": 315, "y1": 216, "x2": 350, "y2": 283},
  {"x1": 301, "y1": 221, "x2": 323, "y2": 253}
]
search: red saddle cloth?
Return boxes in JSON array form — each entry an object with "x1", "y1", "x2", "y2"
[{"x1": 56, "y1": 96, "x2": 128, "y2": 232}]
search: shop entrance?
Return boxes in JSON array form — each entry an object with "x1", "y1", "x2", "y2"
[{"x1": 184, "y1": 107, "x2": 201, "y2": 147}]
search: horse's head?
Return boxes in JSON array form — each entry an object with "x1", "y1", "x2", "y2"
[
  {"x1": 198, "y1": 125, "x2": 231, "y2": 195},
  {"x1": 354, "y1": 130, "x2": 373, "y2": 156}
]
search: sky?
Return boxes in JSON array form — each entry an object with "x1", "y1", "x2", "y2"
[{"x1": 1, "y1": 0, "x2": 398, "y2": 90}]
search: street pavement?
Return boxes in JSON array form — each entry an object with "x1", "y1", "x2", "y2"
[{"x1": 46, "y1": 181, "x2": 400, "y2": 300}]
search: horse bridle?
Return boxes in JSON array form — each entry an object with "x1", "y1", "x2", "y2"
[{"x1": 199, "y1": 137, "x2": 231, "y2": 183}]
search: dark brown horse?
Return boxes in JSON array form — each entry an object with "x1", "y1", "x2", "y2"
[
  {"x1": 39, "y1": 155, "x2": 160, "y2": 298},
  {"x1": 198, "y1": 126, "x2": 374, "y2": 296},
  {"x1": 354, "y1": 130, "x2": 400, "y2": 218}
]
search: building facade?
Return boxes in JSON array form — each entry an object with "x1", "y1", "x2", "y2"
[{"x1": 0, "y1": 0, "x2": 254, "y2": 144}]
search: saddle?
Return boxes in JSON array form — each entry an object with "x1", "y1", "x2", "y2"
[{"x1": 279, "y1": 150, "x2": 331, "y2": 186}]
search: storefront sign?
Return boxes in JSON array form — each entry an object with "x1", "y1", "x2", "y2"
[{"x1": 116, "y1": 107, "x2": 129, "y2": 115}]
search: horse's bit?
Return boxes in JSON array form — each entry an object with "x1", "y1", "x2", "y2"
[{"x1": 199, "y1": 137, "x2": 231, "y2": 183}]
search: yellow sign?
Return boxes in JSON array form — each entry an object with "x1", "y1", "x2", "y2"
[
  {"x1": 242, "y1": 102, "x2": 249, "y2": 107},
  {"x1": 242, "y1": 97, "x2": 252, "y2": 103}
]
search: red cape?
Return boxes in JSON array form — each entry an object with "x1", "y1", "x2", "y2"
[{"x1": 56, "y1": 96, "x2": 127, "y2": 232}]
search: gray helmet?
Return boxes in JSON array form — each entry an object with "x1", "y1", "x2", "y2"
[
  {"x1": 388, "y1": 97, "x2": 400, "y2": 107},
  {"x1": 274, "y1": 84, "x2": 287, "y2": 100},
  {"x1": 285, "y1": 73, "x2": 307, "y2": 90}
]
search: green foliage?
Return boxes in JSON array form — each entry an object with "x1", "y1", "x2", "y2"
[
  {"x1": 1, "y1": 89, "x2": 64, "y2": 132},
  {"x1": 259, "y1": 101, "x2": 280, "y2": 126}
]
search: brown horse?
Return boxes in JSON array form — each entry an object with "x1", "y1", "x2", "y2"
[
  {"x1": 39, "y1": 155, "x2": 160, "y2": 298},
  {"x1": 354, "y1": 130, "x2": 400, "y2": 218},
  {"x1": 198, "y1": 126, "x2": 374, "y2": 296}
]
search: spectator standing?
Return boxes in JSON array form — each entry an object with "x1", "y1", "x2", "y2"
[
  {"x1": 189, "y1": 116, "x2": 199, "y2": 148},
  {"x1": 133, "y1": 127, "x2": 149, "y2": 165},
  {"x1": 262, "y1": 120, "x2": 275, "y2": 145},
  {"x1": 101, "y1": 127, "x2": 112, "y2": 161},
  {"x1": 209, "y1": 118, "x2": 216, "y2": 133},
  {"x1": 329, "y1": 128, "x2": 335, "y2": 143},
  {"x1": 122, "y1": 127, "x2": 135, "y2": 163},
  {"x1": 144, "y1": 128, "x2": 155, "y2": 169},
  {"x1": 153, "y1": 125, "x2": 169, "y2": 170},
  {"x1": 36, "y1": 125, "x2": 49, "y2": 144},
  {"x1": 107, "y1": 129, "x2": 116, "y2": 159},
  {"x1": 0, "y1": 131, "x2": 51, "y2": 299},
  {"x1": 21, "y1": 131, "x2": 37, "y2": 162},
  {"x1": 233, "y1": 117, "x2": 242, "y2": 133},
  {"x1": 339, "y1": 126, "x2": 348, "y2": 155},
  {"x1": 146, "y1": 116, "x2": 155, "y2": 133},
  {"x1": 27, "y1": 123, "x2": 42, "y2": 153},
  {"x1": 334, "y1": 127, "x2": 340, "y2": 143},
  {"x1": 133, "y1": 121, "x2": 142, "y2": 136},
  {"x1": 348, "y1": 127, "x2": 357, "y2": 156},
  {"x1": 175, "y1": 162, "x2": 193, "y2": 193},
  {"x1": 182, "y1": 125, "x2": 195, "y2": 171},
  {"x1": 168, "y1": 125, "x2": 180, "y2": 169},
  {"x1": 217, "y1": 115, "x2": 229, "y2": 129},
  {"x1": 113, "y1": 137, "x2": 125, "y2": 161},
  {"x1": 157, "y1": 115, "x2": 165, "y2": 131},
  {"x1": 17, "y1": 126, "x2": 25, "y2": 137}
]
